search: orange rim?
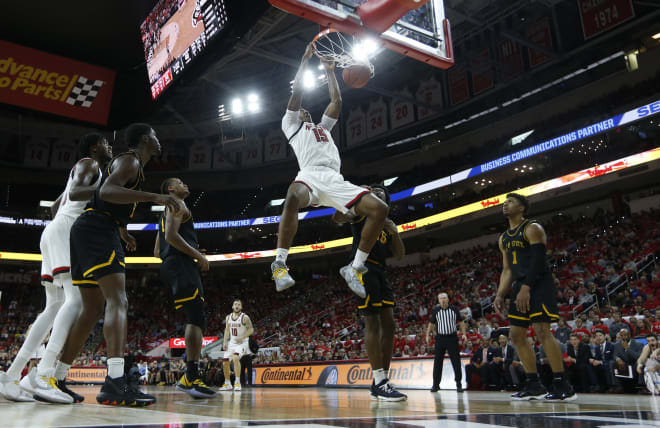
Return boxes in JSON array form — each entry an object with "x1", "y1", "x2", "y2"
[{"x1": 312, "y1": 28, "x2": 339, "y2": 58}]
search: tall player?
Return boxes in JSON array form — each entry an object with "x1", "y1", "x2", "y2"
[
  {"x1": 154, "y1": 177, "x2": 216, "y2": 399},
  {"x1": 332, "y1": 184, "x2": 406, "y2": 401},
  {"x1": 493, "y1": 193, "x2": 576, "y2": 401},
  {"x1": 58, "y1": 123, "x2": 180, "y2": 406},
  {"x1": 271, "y1": 43, "x2": 389, "y2": 297},
  {"x1": 0, "y1": 134, "x2": 111, "y2": 403},
  {"x1": 219, "y1": 299, "x2": 254, "y2": 391}
]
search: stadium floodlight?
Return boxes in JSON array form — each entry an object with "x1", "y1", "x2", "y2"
[
  {"x1": 39, "y1": 200, "x2": 53, "y2": 208},
  {"x1": 232, "y1": 98, "x2": 243, "y2": 114},
  {"x1": 653, "y1": 33, "x2": 660, "y2": 40},
  {"x1": 247, "y1": 93, "x2": 260, "y2": 113},
  {"x1": 268, "y1": 198, "x2": 285, "y2": 207},
  {"x1": 384, "y1": 177, "x2": 398, "y2": 186},
  {"x1": 151, "y1": 206, "x2": 165, "y2": 212},
  {"x1": 352, "y1": 38, "x2": 379, "y2": 60},
  {"x1": 303, "y1": 70, "x2": 316, "y2": 89}
]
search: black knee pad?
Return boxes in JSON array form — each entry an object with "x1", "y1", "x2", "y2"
[{"x1": 182, "y1": 298, "x2": 207, "y2": 330}]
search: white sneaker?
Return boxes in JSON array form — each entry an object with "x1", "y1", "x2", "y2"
[
  {"x1": 0, "y1": 372, "x2": 35, "y2": 402},
  {"x1": 233, "y1": 382, "x2": 241, "y2": 391},
  {"x1": 29, "y1": 368, "x2": 73, "y2": 404},
  {"x1": 218, "y1": 383, "x2": 233, "y2": 391}
]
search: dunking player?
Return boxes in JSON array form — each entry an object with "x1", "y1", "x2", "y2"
[
  {"x1": 154, "y1": 177, "x2": 215, "y2": 399},
  {"x1": 271, "y1": 43, "x2": 389, "y2": 297},
  {"x1": 332, "y1": 184, "x2": 406, "y2": 401},
  {"x1": 58, "y1": 123, "x2": 180, "y2": 406},
  {"x1": 219, "y1": 299, "x2": 254, "y2": 391},
  {"x1": 493, "y1": 193, "x2": 576, "y2": 401},
  {"x1": 0, "y1": 134, "x2": 111, "y2": 403}
]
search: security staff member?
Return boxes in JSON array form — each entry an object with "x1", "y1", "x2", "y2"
[{"x1": 426, "y1": 292, "x2": 467, "y2": 392}]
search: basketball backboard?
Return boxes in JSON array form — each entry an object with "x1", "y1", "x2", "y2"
[{"x1": 269, "y1": 0, "x2": 453, "y2": 69}]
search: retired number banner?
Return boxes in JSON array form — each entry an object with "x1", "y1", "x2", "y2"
[{"x1": 0, "y1": 41, "x2": 116, "y2": 125}]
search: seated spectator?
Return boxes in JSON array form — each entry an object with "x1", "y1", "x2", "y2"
[
  {"x1": 588, "y1": 331, "x2": 615, "y2": 392},
  {"x1": 591, "y1": 317, "x2": 610, "y2": 336},
  {"x1": 564, "y1": 333, "x2": 592, "y2": 392},
  {"x1": 572, "y1": 318, "x2": 591, "y2": 340},
  {"x1": 554, "y1": 318, "x2": 572, "y2": 344},
  {"x1": 465, "y1": 338, "x2": 493, "y2": 390},
  {"x1": 491, "y1": 334, "x2": 516, "y2": 390},
  {"x1": 609, "y1": 311, "x2": 633, "y2": 339},
  {"x1": 636, "y1": 333, "x2": 659, "y2": 383},
  {"x1": 611, "y1": 329, "x2": 645, "y2": 392},
  {"x1": 633, "y1": 318, "x2": 652, "y2": 338}
]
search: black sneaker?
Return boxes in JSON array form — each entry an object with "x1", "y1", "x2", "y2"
[
  {"x1": 370, "y1": 379, "x2": 406, "y2": 401},
  {"x1": 96, "y1": 375, "x2": 156, "y2": 406},
  {"x1": 511, "y1": 380, "x2": 547, "y2": 401},
  {"x1": 456, "y1": 383, "x2": 464, "y2": 393},
  {"x1": 176, "y1": 374, "x2": 217, "y2": 399},
  {"x1": 545, "y1": 381, "x2": 577, "y2": 402},
  {"x1": 56, "y1": 379, "x2": 84, "y2": 403},
  {"x1": 430, "y1": 386, "x2": 440, "y2": 392}
]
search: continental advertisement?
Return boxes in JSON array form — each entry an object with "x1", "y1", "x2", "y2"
[
  {"x1": 66, "y1": 367, "x2": 108, "y2": 384},
  {"x1": 253, "y1": 358, "x2": 469, "y2": 389},
  {"x1": 0, "y1": 41, "x2": 115, "y2": 125}
]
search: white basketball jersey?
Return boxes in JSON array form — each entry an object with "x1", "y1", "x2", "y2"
[
  {"x1": 56, "y1": 158, "x2": 102, "y2": 220},
  {"x1": 226, "y1": 312, "x2": 248, "y2": 344},
  {"x1": 282, "y1": 110, "x2": 340, "y2": 172}
]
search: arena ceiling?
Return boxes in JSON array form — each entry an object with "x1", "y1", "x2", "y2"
[{"x1": 1, "y1": 0, "x2": 659, "y2": 133}]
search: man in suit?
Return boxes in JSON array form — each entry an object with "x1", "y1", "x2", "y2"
[
  {"x1": 492, "y1": 334, "x2": 516, "y2": 390},
  {"x1": 465, "y1": 338, "x2": 493, "y2": 390},
  {"x1": 564, "y1": 333, "x2": 592, "y2": 392},
  {"x1": 610, "y1": 328, "x2": 644, "y2": 392},
  {"x1": 588, "y1": 331, "x2": 615, "y2": 392}
]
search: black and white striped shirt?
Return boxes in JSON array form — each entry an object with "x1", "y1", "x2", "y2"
[{"x1": 430, "y1": 305, "x2": 463, "y2": 335}]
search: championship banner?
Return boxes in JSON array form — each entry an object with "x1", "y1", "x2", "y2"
[
  {"x1": 170, "y1": 336, "x2": 218, "y2": 348},
  {"x1": 578, "y1": 0, "x2": 635, "y2": 40},
  {"x1": 253, "y1": 358, "x2": 468, "y2": 389},
  {"x1": 66, "y1": 367, "x2": 107, "y2": 384},
  {"x1": 0, "y1": 41, "x2": 116, "y2": 125}
]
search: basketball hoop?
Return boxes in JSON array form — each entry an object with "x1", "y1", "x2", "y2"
[{"x1": 312, "y1": 28, "x2": 375, "y2": 77}]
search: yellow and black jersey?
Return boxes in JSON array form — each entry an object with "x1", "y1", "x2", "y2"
[
  {"x1": 159, "y1": 210, "x2": 198, "y2": 260},
  {"x1": 349, "y1": 216, "x2": 391, "y2": 268},
  {"x1": 85, "y1": 151, "x2": 144, "y2": 226},
  {"x1": 501, "y1": 219, "x2": 550, "y2": 281}
]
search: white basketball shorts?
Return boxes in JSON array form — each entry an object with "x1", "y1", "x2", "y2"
[
  {"x1": 39, "y1": 215, "x2": 77, "y2": 285},
  {"x1": 294, "y1": 166, "x2": 370, "y2": 214},
  {"x1": 225, "y1": 340, "x2": 250, "y2": 359}
]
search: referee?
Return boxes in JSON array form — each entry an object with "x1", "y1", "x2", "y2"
[{"x1": 425, "y1": 292, "x2": 467, "y2": 392}]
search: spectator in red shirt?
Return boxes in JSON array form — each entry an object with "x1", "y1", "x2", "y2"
[
  {"x1": 572, "y1": 318, "x2": 591, "y2": 340},
  {"x1": 590, "y1": 317, "x2": 609, "y2": 336},
  {"x1": 653, "y1": 312, "x2": 660, "y2": 335}
]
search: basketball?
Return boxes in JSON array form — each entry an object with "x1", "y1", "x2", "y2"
[{"x1": 342, "y1": 64, "x2": 371, "y2": 88}]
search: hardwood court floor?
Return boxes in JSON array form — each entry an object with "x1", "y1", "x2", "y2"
[{"x1": 0, "y1": 385, "x2": 658, "y2": 427}]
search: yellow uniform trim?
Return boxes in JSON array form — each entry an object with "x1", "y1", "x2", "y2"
[
  {"x1": 175, "y1": 304, "x2": 183, "y2": 310},
  {"x1": 542, "y1": 304, "x2": 559, "y2": 318},
  {"x1": 506, "y1": 219, "x2": 528, "y2": 237},
  {"x1": 357, "y1": 295, "x2": 370, "y2": 309},
  {"x1": 367, "y1": 258, "x2": 381, "y2": 265},
  {"x1": 161, "y1": 217, "x2": 165, "y2": 233},
  {"x1": 83, "y1": 251, "x2": 116, "y2": 278},
  {"x1": 174, "y1": 288, "x2": 199, "y2": 304},
  {"x1": 119, "y1": 262, "x2": 125, "y2": 267},
  {"x1": 372, "y1": 303, "x2": 382, "y2": 307},
  {"x1": 508, "y1": 314, "x2": 530, "y2": 321},
  {"x1": 529, "y1": 312, "x2": 543, "y2": 318},
  {"x1": 73, "y1": 279, "x2": 99, "y2": 285},
  {"x1": 382, "y1": 300, "x2": 394, "y2": 305}
]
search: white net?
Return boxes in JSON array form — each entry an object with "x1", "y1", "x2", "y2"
[{"x1": 313, "y1": 29, "x2": 375, "y2": 76}]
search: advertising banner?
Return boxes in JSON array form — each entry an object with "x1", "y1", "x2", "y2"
[
  {"x1": 169, "y1": 336, "x2": 218, "y2": 348},
  {"x1": 253, "y1": 357, "x2": 468, "y2": 389},
  {"x1": 0, "y1": 41, "x2": 116, "y2": 125},
  {"x1": 66, "y1": 367, "x2": 107, "y2": 384}
]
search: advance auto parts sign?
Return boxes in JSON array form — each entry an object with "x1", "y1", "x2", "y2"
[
  {"x1": 253, "y1": 358, "x2": 469, "y2": 388},
  {"x1": 0, "y1": 41, "x2": 115, "y2": 125}
]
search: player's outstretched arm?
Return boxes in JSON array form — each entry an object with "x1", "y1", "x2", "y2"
[
  {"x1": 68, "y1": 159, "x2": 101, "y2": 201},
  {"x1": 384, "y1": 218, "x2": 405, "y2": 260},
  {"x1": 99, "y1": 155, "x2": 180, "y2": 213},
  {"x1": 287, "y1": 42, "x2": 314, "y2": 112},
  {"x1": 322, "y1": 57, "x2": 341, "y2": 119},
  {"x1": 164, "y1": 206, "x2": 209, "y2": 271}
]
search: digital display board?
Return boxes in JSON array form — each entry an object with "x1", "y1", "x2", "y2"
[{"x1": 141, "y1": 0, "x2": 227, "y2": 99}]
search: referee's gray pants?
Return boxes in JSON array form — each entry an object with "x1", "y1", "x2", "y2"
[{"x1": 433, "y1": 333, "x2": 462, "y2": 388}]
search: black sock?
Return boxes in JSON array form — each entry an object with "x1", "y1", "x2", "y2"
[
  {"x1": 527, "y1": 373, "x2": 539, "y2": 382},
  {"x1": 552, "y1": 372, "x2": 565, "y2": 382},
  {"x1": 186, "y1": 361, "x2": 199, "y2": 380}
]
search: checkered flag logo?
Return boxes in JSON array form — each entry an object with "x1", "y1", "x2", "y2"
[{"x1": 65, "y1": 76, "x2": 104, "y2": 108}]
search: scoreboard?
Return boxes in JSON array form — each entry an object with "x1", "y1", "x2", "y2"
[{"x1": 141, "y1": 0, "x2": 228, "y2": 99}]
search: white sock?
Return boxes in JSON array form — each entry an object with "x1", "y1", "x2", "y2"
[
  {"x1": 107, "y1": 358, "x2": 124, "y2": 379},
  {"x1": 352, "y1": 249, "x2": 369, "y2": 268},
  {"x1": 373, "y1": 368, "x2": 386, "y2": 384},
  {"x1": 54, "y1": 361, "x2": 71, "y2": 381},
  {"x1": 384, "y1": 369, "x2": 389, "y2": 379},
  {"x1": 38, "y1": 350, "x2": 58, "y2": 376},
  {"x1": 6, "y1": 355, "x2": 29, "y2": 381},
  {"x1": 275, "y1": 248, "x2": 289, "y2": 264}
]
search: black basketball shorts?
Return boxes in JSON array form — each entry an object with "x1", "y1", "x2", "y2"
[
  {"x1": 508, "y1": 275, "x2": 560, "y2": 327},
  {"x1": 70, "y1": 211, "x2": 125, "y2": 288},
  {"x1": 160, "y1": 254, "x2": 205, "y2": 309},
  {"x1": 356, "y1": 263, "x2": 395, "y2": 316}
]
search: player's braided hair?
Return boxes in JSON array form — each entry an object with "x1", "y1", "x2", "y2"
[{"x1": 79, "y1": 133, "x2": 105, "y2": 157}]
